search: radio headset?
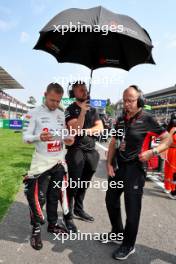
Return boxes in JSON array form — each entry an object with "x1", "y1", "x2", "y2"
[
  {"x1": 67, "y1": 81, "x2": 89, "y2": 100},
  {"x1": 118, "y1": 85, "x2": 145, "y2": 162},
  {"x1": 130, "y1": 85, "x2": 145, "y2": 108}
]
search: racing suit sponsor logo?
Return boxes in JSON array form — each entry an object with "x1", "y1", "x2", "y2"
[
  {"x1": 47, "y1": 141, "x2": 62, "y2": 152},
  {"x1": 40, "y1": 117, "x2": 50, "y2": 120}
]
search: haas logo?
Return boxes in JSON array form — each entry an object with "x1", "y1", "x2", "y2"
[{"x1": 47, "y1": 141, "x2": 61, "y2": 152}]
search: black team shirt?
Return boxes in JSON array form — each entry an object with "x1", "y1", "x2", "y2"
[
  {"x1": 114, "y1": 109, "x2": 166, "y2": 162},
  {"x1": 65, "y1": 102, "x2": 100, "y2": 151}
]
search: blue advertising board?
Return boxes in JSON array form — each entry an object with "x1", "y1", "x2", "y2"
[{"x1": 9, "y1": 120, "x2": 23, "y2": 130}]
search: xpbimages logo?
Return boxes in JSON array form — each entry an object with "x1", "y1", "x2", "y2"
[
  {"x1": 53, "y1": 22, "x2": 124, "y2": 35},
  {"x1": 53, "y1": 179, "x2": 124, "y2": 192},
  {"x1": 53, "y1": 231, "x2": 124, "y2": 244},
  {"x1": 48, "y1": 127, "x2": 124, "y2": 140}
]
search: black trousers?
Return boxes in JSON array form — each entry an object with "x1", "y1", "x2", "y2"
[
  {"x1": 65, "y1": 147, "x2": 99, "y2": 218},
  {"x1": 24, "y1": 164, "x2": 66, "y2": 226},
  {"x1": 105, "y1": 160, "x2": 146, "y2": 248}
]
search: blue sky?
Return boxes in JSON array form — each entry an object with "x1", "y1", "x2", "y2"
[{"x1": 0, "y1": 0, "x2": 176, "y2": 104}]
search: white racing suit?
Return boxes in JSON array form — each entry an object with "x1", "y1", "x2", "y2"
[{"x1": 23, "y1": 104, "x2": 69, "y2": 226}]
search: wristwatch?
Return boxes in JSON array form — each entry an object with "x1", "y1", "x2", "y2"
[{"x1": 152, "y1": 148, "x2": 159, "y2": 156}]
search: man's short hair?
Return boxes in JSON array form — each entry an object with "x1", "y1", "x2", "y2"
[{"x1": 46, "y1": 83, "x2": 64, "y2": 94}]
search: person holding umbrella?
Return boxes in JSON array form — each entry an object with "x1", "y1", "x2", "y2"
[
  {"x1": 103, "y1": 85, "x2": 172, "y2": 260},
  {"x1": 64, "y1": 81, "x2": 103, "y2": 223}
]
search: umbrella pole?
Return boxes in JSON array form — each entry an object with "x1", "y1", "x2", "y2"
[{"x1": 89, "y1": 69, "x2": 93, "y2": 94}]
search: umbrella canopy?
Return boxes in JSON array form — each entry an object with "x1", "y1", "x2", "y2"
[{"x1": 34, "y1": 6, "x2": 155, "y2": 72}]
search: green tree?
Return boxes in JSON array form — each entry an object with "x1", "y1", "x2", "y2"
[{"x1": 106, "y1": 99, "x2": 115, "y2": 116}]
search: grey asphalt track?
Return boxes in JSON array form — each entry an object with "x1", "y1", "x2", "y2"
[{"x1": 0, "y1": 146, "x2": 175, "y2": 264}]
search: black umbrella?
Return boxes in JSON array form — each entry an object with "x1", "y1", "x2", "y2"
[{"x1": 34, "y1": 6, "x2": 155, "y2": 92}]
